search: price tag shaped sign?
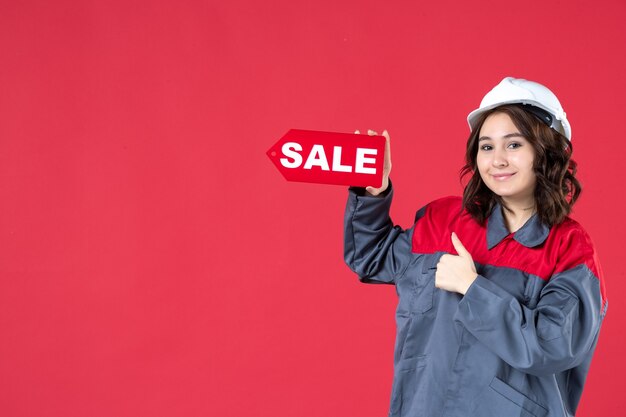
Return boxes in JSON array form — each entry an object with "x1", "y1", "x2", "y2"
[{"x1": 266, "y1": 129, "x2": 385, "y2": 187}]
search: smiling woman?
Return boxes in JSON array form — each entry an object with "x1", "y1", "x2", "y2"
[
  {"x1": 463, "y1": 102, "x2": 581, "y2": 231},
  {"x1": 477, "y1": 112, "x2": 538, "y2": 222},
  {"x1": 344, "y1": 77, "x2": 607, "y2": 417}
]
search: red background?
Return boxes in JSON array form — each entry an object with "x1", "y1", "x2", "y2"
[{"x1": 1, "y1": 0, "x2": 624, "y2": 416}]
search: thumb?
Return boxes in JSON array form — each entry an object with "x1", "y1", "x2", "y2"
[{"x1": 451, "y1": 232, "x2": 472, "y2": 260}]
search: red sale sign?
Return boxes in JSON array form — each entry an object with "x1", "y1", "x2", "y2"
[{"x1": 266, "y1": 129, "x2": 385, "y2": 187}]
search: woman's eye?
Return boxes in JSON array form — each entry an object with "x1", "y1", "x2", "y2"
[
  {"x1": 480, "y1": 144, "x2": 493, "y2": 151},
  {"x1": 508, "y1": 142, "x2": 522, "y2": 149}
]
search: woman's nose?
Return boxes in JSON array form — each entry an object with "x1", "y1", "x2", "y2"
[{"x1": 492, "y1": 148, "x2": 508, "y2": 167}]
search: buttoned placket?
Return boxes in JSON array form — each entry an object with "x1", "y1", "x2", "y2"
[{"x1": 438, "y1": 328, "x2": 469, "y2": 417}]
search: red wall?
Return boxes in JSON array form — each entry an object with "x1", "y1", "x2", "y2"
[{"x1": 1, "y1": 0, "x2": 623, "y2": 416}]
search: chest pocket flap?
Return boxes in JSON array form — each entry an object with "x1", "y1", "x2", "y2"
[{"x1": 412, "y1": 251, "x2": 445, "y2": 313}]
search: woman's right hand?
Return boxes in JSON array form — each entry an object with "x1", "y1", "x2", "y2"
[{"x1": 354, "y1": 129, "x2": 391, "y2": 196}]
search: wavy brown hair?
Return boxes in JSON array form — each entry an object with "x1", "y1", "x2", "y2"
[{"x1": 461, "y1": 104, "x2": 581, "y2": 227}]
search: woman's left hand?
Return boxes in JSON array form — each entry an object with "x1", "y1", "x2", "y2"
[{"x1": 435, "y1": 232, "x2": 478, "y2": 295}]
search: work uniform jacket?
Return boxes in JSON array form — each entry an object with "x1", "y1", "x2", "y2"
[{"x1": 344, "y1": 185, "x2": 608, "y2": 417}]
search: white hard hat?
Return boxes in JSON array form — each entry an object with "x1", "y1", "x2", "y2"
[{"x1": 467, "y1": 77, "x2": 571, "y2": 140}]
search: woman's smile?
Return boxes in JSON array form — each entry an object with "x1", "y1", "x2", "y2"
[{"x1": 491, "y1": 172, "x2": 516, "y2": 181}]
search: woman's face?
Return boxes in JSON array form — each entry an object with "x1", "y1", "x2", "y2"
[{"x1": 476, "y1": 112, "x2": 537, "y2": 206}]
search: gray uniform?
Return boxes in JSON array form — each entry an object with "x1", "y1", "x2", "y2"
[{"x1": 344, "y1": 185, "x2": 608, "y2": 417}]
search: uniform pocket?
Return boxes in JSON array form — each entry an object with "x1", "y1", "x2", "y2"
[
  {"x1": 471, "y1": 377, "x2": 548, "y2": 417},
  {"x1": 412, "y1": 252, "x2": 444, "y2": 313},
  {"x1": 389, "y1": 355, "x2": 428, "y2": 417}
]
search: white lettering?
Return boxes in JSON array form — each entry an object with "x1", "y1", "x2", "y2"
[
  {"x1": 355, "y1": 148, "x2": 377, "y2": 174},
  {"x1": 303, "y1": 144, "x2": 330, "y2": 171},
  {"x1": 280, "y1": 142, "x2": 303, "y2": 168},
  {"x1": 331, "y1": 146, "x2": 352, "y2": 172}
]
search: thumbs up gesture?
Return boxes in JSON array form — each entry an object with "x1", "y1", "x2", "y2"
[{"x1": 435, "y1": 232, "x2": 478, "y2": 295}]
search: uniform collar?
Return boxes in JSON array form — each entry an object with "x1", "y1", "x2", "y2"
[{"x1": 487, "y1": 202, "x2": 550, "y2": 250}]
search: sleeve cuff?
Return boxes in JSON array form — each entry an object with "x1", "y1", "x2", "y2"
[{"x1": 349, "y1": 179, "x2": 393, "y2": 199}]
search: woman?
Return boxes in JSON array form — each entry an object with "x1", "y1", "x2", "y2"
[{"x1": 344, "y1": 77, "x2": 607, "y2": 417}]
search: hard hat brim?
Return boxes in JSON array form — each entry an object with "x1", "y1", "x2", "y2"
[{"x1": 467, "y1": 100, "x2": 572, "y2": 140}]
